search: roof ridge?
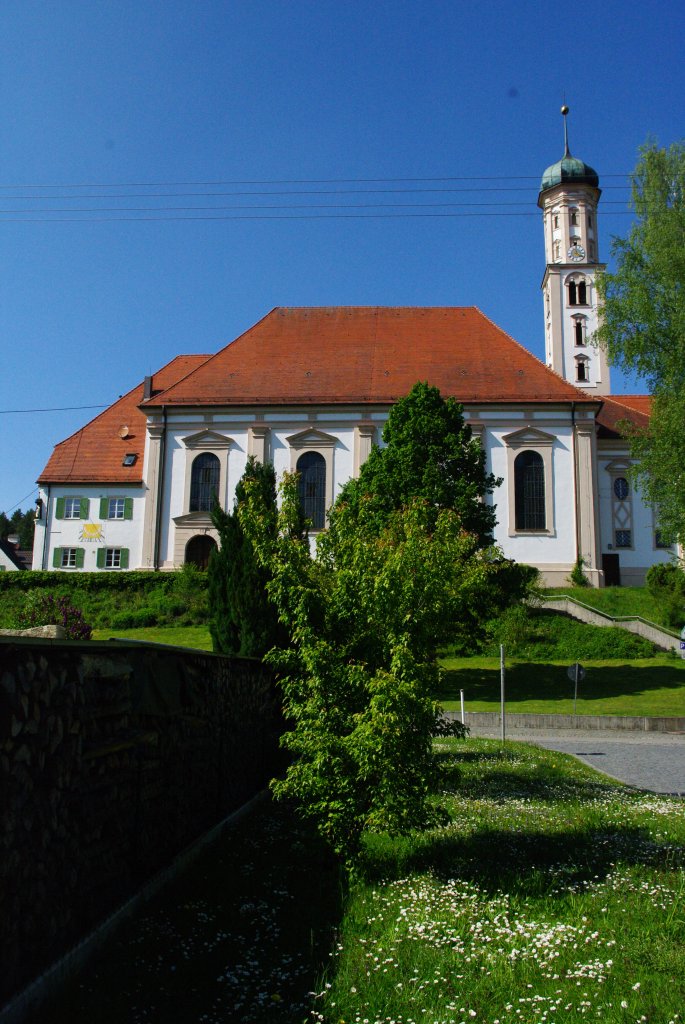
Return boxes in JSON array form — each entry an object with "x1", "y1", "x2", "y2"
[
  {"x1": 144, "y1": 308, "x2": 280, "y2": 406},
  {"x1": 474, "y1": 307, "x2": 599, "y2": 401}
]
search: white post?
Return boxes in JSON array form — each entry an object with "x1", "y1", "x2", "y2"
[
  {"x1": 574, "y1": 662, "x2": 579, "y2": 715},
  {"x1": 500, "y1": 644, "x2": 506, "y2": 744},
  {"x1": 459, "y1": 689, "x2": 465, "y2": 726}
]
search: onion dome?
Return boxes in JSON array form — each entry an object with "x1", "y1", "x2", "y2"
[{"x1": 539, "y1": 106, "x2": 599, "y2": 195}]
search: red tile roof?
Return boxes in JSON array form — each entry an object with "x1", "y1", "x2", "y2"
[
  {"x1": 597, "y1": 394, "x2": 651, "y2": 438},
  {"x1": 38, "y1": 355, "x2": 210, "y2": 485},
  {"x1": 145, "y1": 307, "x2": 598, "y2": 408}
]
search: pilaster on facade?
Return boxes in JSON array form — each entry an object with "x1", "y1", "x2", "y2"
[
  {"x1": 574, "y1": 419, "x2": 602, "y2": 584},
  {"x1": 140, "y1": 422, "x2": 165, "y2": 570},
  {"x1": 353, "y1": 421, "x2": 376, "y2": 476},
  {"x1": 248, "y1": 423, "x2": 271, "y2": 463}
]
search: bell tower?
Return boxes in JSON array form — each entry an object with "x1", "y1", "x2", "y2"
[{"x1": 538, "y1": 107, "x2": 610, "y2": 394}]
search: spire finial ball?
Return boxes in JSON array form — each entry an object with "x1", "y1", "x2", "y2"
[{"x1": 561, "y1": 104, "x2": 569, "y2": 115}]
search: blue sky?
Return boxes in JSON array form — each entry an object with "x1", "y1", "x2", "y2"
[{"x1": 1, "y1": 0, "x2": 683, "y2": 515}]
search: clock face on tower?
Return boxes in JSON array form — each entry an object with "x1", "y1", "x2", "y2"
[{"x1": 568, "y1": 243, "x2": 586, "y2": 262}]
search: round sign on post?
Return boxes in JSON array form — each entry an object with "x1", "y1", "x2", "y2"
[
  {"x1": 680, "y1": 626, "x2": 685, "y2": 660},
  {"x1": 567, "y1": 663, "x2": 585, "y2": 715}
]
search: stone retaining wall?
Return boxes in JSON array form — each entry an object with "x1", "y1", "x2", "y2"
[
  {"x1": 443, "y1": 710, "x2": 685, "y2": 733},
  {"x1": 0, "y1": 637, "x2": 283, "y2": 1009}
]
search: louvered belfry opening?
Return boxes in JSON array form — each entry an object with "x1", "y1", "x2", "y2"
[
  {"x1": 514, "y1": 450, "x2": 546, "y2": 530},
  {"x1": 297, "y1": 451, "x2": 326, "y2": 529}
]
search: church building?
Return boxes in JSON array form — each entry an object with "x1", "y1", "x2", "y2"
[{"x1": 32, "y1": 115, "x2": 672, "y2": 586}]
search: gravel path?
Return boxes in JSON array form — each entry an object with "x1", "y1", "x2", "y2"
[{"x1": 468, "y1": 725, "x2": 685, "y2": 796}]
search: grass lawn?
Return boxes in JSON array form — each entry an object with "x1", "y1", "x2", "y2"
[
  {"x1": 438, "y1": 654, "x2": 685, "y2": 717},
  {"x1": 91, "y1": 624, "x2": 213, "y2": 650},
  {"x1": 33, "y1": 741, "x2": 685, "y2": 1024}
]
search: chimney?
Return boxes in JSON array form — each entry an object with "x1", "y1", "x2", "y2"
[{"x1": 143, "y1": 375, "x2": 152, "y2": 401}]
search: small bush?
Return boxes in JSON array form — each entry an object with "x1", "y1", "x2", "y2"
[
  {"x1": 645, "y1": 561, "x2": 685, "y2": 629},
  {"x1": 569, "y1": 557, "x2": 590, "y2": 588},
  {"x1": 109, "y1": 608, "x2": 159, "y2": 629},
  {"x1": 18, "y1": 592, "x2": 92, "y2": 640}
]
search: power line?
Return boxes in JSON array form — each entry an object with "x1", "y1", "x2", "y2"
[
  {"x1": 0, "y1": 404, "x2": 109, "y2": 414},
  {"x1": 0, "y1": 172, "x2": 633, "y2": 189},
  {"x1": 0, "y1": 210, "x2": 635, "y2": 223},
  {"x1": 0, "y1": 185, "x2": 632, "y2": 202},
  {"x1": 0, "y1": 199, "x2": 635, "y2": 215},
  {"x1": 3, "y1": 488, "x2": 38, "y2": 514}
]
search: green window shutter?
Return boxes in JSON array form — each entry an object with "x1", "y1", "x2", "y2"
[
  {"x1": 124, "y1": 497, "x2": 133, "y2": 520},
  {"x1": 96, "y1": 548, "x2": 106, "y2": 569},
  {"x1": 99, "y1": 497, "x2": 109, "y2": 519},
  {"x1": 79, "y1": 498, "x2": 90, "y2": 520},
  {"x1": 119, "y1": 548, "x2": 129, "y2": 569},
  {"x1": 75, "y1": 548, "x2": 85, "y2": 569},
  {"x1": 53, "y1": 547, "x2": 62, "y2": 568},
  {"x1": 55, "y1": 498, "x2": 65, "y2": 519}
]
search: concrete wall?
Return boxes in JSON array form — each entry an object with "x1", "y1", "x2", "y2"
[
  {"x1": 0, "y1": 637, "x2": 282, "y2": 1007},
  {"x1": 542, "y1": 596, "x2": 680, "y2": 652}
]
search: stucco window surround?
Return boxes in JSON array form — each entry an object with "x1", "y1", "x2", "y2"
[
  {"x1": 170, "y1": 430, "x2": 232, "y2": 567},
  {"x1": 287, "y1": 427, "x2": 337, "y2": 530},
  {"x1": 567, "y1": 274, "x2": 588, "y2": 307},
  {"x1": 572, "y1": 315, "x2": 587, "y2": 346},
  {"x1": 181, "y1": 430, "x2": 233, "y2": 513},
  {"x1": 503, "y1": 427, "x2": 556, "y2": 537},
  {"x1": 575, "y1": 354, "x2": 590, "y2": 383},
  {"x1": 605, "y1": 460, "x2": 634, "y2": 551}
]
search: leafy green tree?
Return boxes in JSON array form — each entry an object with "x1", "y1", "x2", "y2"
[
  {"x1": 0, "y1": 509, "x2": 35, "y2": 550},
  {"x1": 208, "y1": 457, "x2": 292, "y2": 657},
  {"x1": 331, "y1": 381, "x2": 500, "y2": 547},
  {"x1": 238, "y1": 385, "x2": 529, "y2": 866},
  {"x1": 597, "y1": 140, "x2": 685, "y2": 544}
]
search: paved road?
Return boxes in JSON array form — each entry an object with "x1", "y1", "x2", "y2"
[{"x1": 467, "y1": 726, "x2": 685, "y2": 795}]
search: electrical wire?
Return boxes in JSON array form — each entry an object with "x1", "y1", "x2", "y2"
[
  {"x1": 0, "y1": 173, "x2": 633, "y2": 189},
  {"x1": 0, "y1": 404, "x2": 109, "y2": 414}
]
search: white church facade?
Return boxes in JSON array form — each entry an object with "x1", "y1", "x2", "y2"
[{"x1": 32, "y1": 121, "x2": 674, "y2": 586}]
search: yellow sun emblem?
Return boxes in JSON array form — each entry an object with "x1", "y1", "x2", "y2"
[{"x1": 79, "y1": 523, "x2": 103, "y2": 542}]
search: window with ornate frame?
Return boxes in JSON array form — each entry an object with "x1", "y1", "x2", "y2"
[
  {"x1": 606, "y1": 461, "x2": 634, "y2": 551},
  {"x1": 287, "y1": 427, "x2": 337, "y2": 531},
  {"x1": 568, "y1": 275, "x2": 588, "y2": 306},
  {"x1": 189, "y1": 453, "x2": 220, "y2": 512},
  {"x1": 180, "y1": 430, "x2": 233, "y2": 514},
  {"x1": 503, "y1": 427, "x2": 555, "y2": 536},
  {"x1": 296, "y1": 451, "x2": 326, "y2": 529},
  {"x1": 575, "y1": 355, "x2": 590, "y2": 383}
]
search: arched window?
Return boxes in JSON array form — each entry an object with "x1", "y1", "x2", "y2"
[
  {"x1": 185, "y1": 534, "x2": 217, "y2": 570},
  {"x1": 576, "y1": 356, "x2": 590, "y2": 383},
  {"x1": 514, "y1": 451, "x2": 546, "y2": 531},
  {"x1": 570, "y1": 209, "x2": 579, "y2": 225},
  {"x1": 190, "y1": 453, "x2": 220, "y2": 512},
  {"x1": 568, "y1": 277, "x2": 587, "y2": 306},
  {"x1": 297, "y1": 451, "x2": 326, "y2": 529},
  {"x1": 574, "y1": 318, "x2": 586, "y2": 346}
]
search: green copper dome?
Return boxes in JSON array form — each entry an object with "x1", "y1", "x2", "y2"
[{"x1": 540, "y1": 152, "x2": 599, "y2": 193}]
